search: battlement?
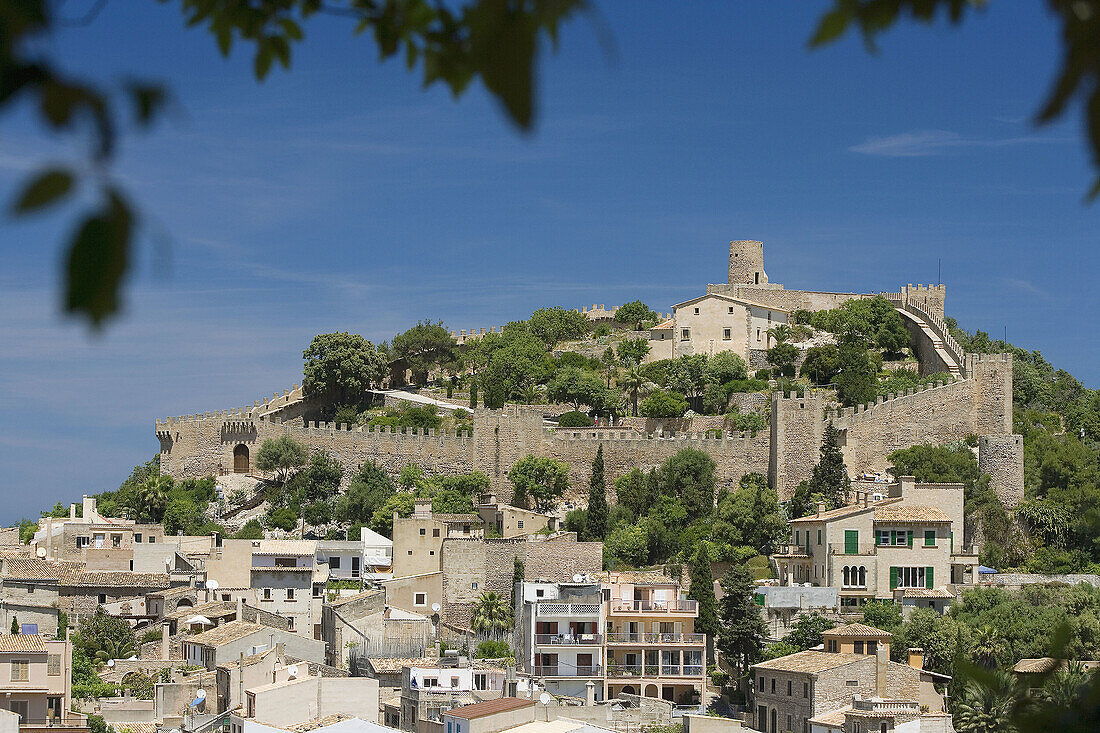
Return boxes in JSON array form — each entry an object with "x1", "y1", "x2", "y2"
[
  {"x1": 155, "y1": 384, "x2": 302, "y2": 428},
  {"x1": 296, "y1": 420, "x2": 472, "y2": 438},
  {"x1": 543, "y1": 427, "x2": 766, "y2": 443},
  {"x1": 884, "y1": 293, "x2": 964, "y2": 375},
  {"x1": 966, "y1": 352, "x2": 1012, "y2": 366},
  {"x1": 826, "y1": 378, "x2": 961, "y2": 425}
]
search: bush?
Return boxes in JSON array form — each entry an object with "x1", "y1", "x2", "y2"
[
  {"x1": 639, "y1": 390, "x2": 688, "y2": 418},
  {"x1": 233, "y1": 519, "x2": 264, "y2": 539},
  {"x1": 265, "y1": 507, "x2": 298, "y2": 531},
  {"x1": 755, "y1": 369, "x2": 771, "y2": 380},
  {"x1": 474, "y1": 640, "x2": 513, "y2": 659},
  {"x1": 558, "y1": 411, "x2": 594, "y2": 427},
  {"x1": 593, "y1": 323, "x2": 612, "y2": 338}
]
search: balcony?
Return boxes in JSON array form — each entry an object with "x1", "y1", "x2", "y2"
[
  {"x1": 609, "y1": 600, "x2": 697, "y2": 615},
  {"x1": 606, "y1": 632, "x2": 705, "y2": 645},
  {"x1": 531, "y1": 664, "x2": 602, "y2": 678},
  {"x1": 951, "y1": 546, "x2": 979, "y2": 559},
  {"x1": 536, "y1": 602, "x2": 601, "y2": 617},
  {"x1": 827, "y1": 543, "x2": 878, "y2": 556},
  {"x1": 534, "y1": 633, "x2": 602, "y2": 646},
  {"x1": 773, "y1": 544, "x2": 811, "y2": 558},
  {"x1": 606, "y1": 664, "x2": 705, "y2": 678}
]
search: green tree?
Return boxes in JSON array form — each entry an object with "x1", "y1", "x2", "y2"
[
  {"x1": 616, "y1": 337, "x2": 651, "y2": 366},
  {"x1": 861, "y1": 602, "x2": 902, "y2": 635},
  {"x1": 604, "y1": 523, "x2": 649, "y2": 568},
  {"x1": 265, "y1": 506, "x2": 298, "y2": 531},
  {"x1": 712, "y1": 473, "x2": 786, "y2": 555},
  {"x1": 705, "y1": 351, "x2": 748, "y2": 385},
  {"x1": 369, "y1": 493, "x2": 415, "y2": 537},
  {"x1": 507, "y1": 455, "x2": 569, "y2": 512},
  {"x1": 716, "y1": 564, "x2": 766, "y2": 680},
  {"x1": 391, "y1": 320, "x2": 457, "y2": 386},
  {"x1": 666, "y1": 355, "x2": 709, "y2": 406},
  {"x1": 547, "y1": 367, "x2": 610, "y2": 412},
  {"x1": 620, "y1": 365, "x2": 647, "y2": 417},
  {"x1": 953, "y1": 671, "x2": 1018, "y2": 733},
  {"x1": 255, "y1": 435, "x2": 308, "y2": 484},
  {"x1": 587, "y1": 446, "x2": 609, "y2": 541},
  {"x1": 302, "y1": 332, "x2": 388, "y2": 406},
  {"x1": 687, "y1": 546, "x2": 718, "y2": 661},
  {"x1": 784, "y1": 613, "x2": 835, "y2": 651},
  {"x1": 300, "y1": 450, "x2": 343, "y2": 504},
  {"x1": 431, "y1": 489, "x2": 475, "y2": 514},
  {"x1": 800, "y1": 344, "x2": 840, "y2": 385},
  {"x1": 614, "y1": 468, "x2": 653, "y2": 519},
  {"x1": 135, "y1": 475, "x2": 172, "y2": 523},
  {"x1": 75, "y1": 608, "x2": 136, "y2": 661},
  {"x1": 835, "y1": 340, "x2": 876, "y2": 407},
  {"x1": 471, "y1": 592, "x2": 512, "y2": 635},
  {"x1": 614, "y1": 301, "x2": 658, "y2": 330},
  {"x1": 766, "y1": 342, "x2": 798, "y2": 378},
  {"x1": 527, "y1": 307, "x2": 590, "y2": 346},
  {"x1": 337, "y1": 461, "x2": 396, "y2": 524},
  {"x1": 971, "y1": 625, "x2": 1005, "y2": 670},
  {"x1": 601, "y1": 347, "x2": 618, "y2": 388},
  {"x1": 656, "y1": 448, "x2": 716, "y2": 523},
  {"x1": 233, "y1": 519, "x2": 264, "y2": 539},
  {"x1": 10, "y1": 617, "x2": 18, "y2": 634},
  {"x1": 794, "y1": 424, "x2": 850, "y2": 513},
  {"x1": 639, "y1": 390, "x2": 688, "y2": 418}
]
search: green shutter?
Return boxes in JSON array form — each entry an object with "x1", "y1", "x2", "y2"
[
  {"x1": 907, "y1": 531, "x2": 913, "y2": 548},
  {"x1": 845, "y1": 530, "x2": 858, "y2": 555},
  {"x1": 795, "y1": 531, "x2": 800, "y2": 545},
  {"x1": 926, "y1": 567, "x2": 934, "y2": 589},
  {"x1": 924, "y1": 530, "x2": 936, "y2": 547},
  {"x1": 754, "y1": 594, "x2": 765, "y2": 606},
  {"x1": 890, "y1": 567, "x2": 898, "y2": 590},
  {"x1": 950, "y1": 532, "x2": 954, "y2": 553}
]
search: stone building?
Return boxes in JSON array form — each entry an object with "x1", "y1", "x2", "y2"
[
  {"x1": 772, "y1": 478, "x2": 979, "y2": 609},
  {"x1": 751, "y1": 623, "x2": 947, "y2": 733},
  {"x1": 181, "y1": 620, "x2": 325, "y2": 670},
  {"x1": 32, "y1": 496, "x2": 165, "y2": 567}
]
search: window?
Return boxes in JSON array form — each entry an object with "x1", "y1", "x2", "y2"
[
  {"x1": 681, "y1": 328, "x2": 690, "y2": 341},
  {"x1": 536, "y1": 589, "x2": 544, "y2": 597},
  {"x1": 787, "y1": 680, "x2": 792, "y2": 696},
  {"x1": 408, "y1": 550, "x2": 413, "y2": 555},
  {"x1": 274, "y1": 557, "x2": 296, "y2": 567},
  {"x1": 722, "y1": 328, "x2": 731, "y2": 340},
  {"x1": 770, "y1": 678, "x2": 775, "y2": 693},
  {"x1": 330, "y1": 556, "x2": 341, "y2": 569},
  {"x1": 786, "y1": 715, "x2": 791, "y2": 732},
  {"x1": 27, "y1": 585, "x2": 33, "y2": 594},
  {"x1": 48, "y1": 655, "x2": 62, "y2": 676},
  {"x1": 693, "y1": 307, "x2": 699, "y2": 315},
  {"x1": 7, "y1": 701, "x2": 27, "y2": 722},
  {"x1": 892, "y1": 566, "x2": 931, "y2": 589},
  {"x1": 419, "y1": 528, "x2": 426, "y2": 536},
  {"x1": 474, "y1": 673, "x2": 487, "y2": 690},
  {"x1": 827, "y1": 639, "x2": 838, "y2": 653},
  {"x1": 817, "y1": 530, "x2": 822, "y2": 545},
  {"x1": 129, "y1": 560, "x2": 134, "y2": 571},
  {"x1": 286, "y1": 588, "x2": 295, "y2": 600},
  {"x1": 149, "y1": 536, "x2": 155, "y2": 543},
  {"x1": 728, "y1": 306, "x2": 734, "y2": 314},
  {"x1": 423, "y1": 677, "x2": 438, "y2": 687},
  {"x1": 76, "y1": 536, "x2": 89, "y2": 548},
  {"x1": 414, "y1": 593, "x2": 427, "y2": 606},
  {"x1": 429, "y1": 550, "x2": 435, "y2": 556},
  {"x1": 924, "y1": 530, "x2": 936, "y2": 547},
  {"x1": 98, "y1": 594, "x2": 106, "y2": 604},
  {"x1": 10, "y1": 660, "x2": 28, "y2": 681},
  {"x1": 846, "y1": 680, "x2": 858, "y2": 687},
  {"x1": 433, "y1": 529, "x2": 440, "y2": 537},
  {"x1": 853, "y1": 641, "x2": 864, "y2": 654},
  {"x1": 112, "y1": 534, "x2": 122, "y2": 547},
  {"x1": 803, "y1": 682, "x2": 808, "y2": 698},
  {"x1": 263, "y1": 588, "x2": 272, "y2": 600},
  {"x1": 471, "y1": 582, "x2": 478, "y2": 590},
  {"x1": 867, "y1": 640, "x2": 878, "y2": 655},
  {"x1": 135, "y1": 534, "x2": 142, "y2": 543},
  {"x1": 518, "y1": 521, "x2": 524, "y2": 529},
  {"x1": 758, "y1": 676, "x2": 764, "y2": 691}
]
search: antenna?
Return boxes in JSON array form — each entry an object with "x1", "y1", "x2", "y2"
[
  {"x1": 431, "y1": 603, "x2": 441, "y2": 613},
  {"x1": 36, "y1": 547, "x2": 46, "y2": 558},
  {"x1": 206, "y1": 580, "x2": 219, "y2": 591},
  {"x1": 937, "y1": 258, "x2": 941, "y2": 286},
  {"x1": 572, "y1": 574, "x2": 583, "y2": 583},
  {"x1": 539, "y1": 693, "x2": 551, "y2": 706}
]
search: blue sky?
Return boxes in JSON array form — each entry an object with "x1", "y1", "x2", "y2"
[{"x1": 1, "y1": 3, "x2": 1096, "y2": 523}]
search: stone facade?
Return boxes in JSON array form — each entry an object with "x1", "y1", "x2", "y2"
[{"x1": 978, "y1": 434, "x2": 1025, "y2": 509}]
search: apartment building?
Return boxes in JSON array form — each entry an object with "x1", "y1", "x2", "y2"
[
  {"x1": 515, "y1": 570, "x2": 706, "y2": 709},
  {"x1": 0, "y1": 635, "x2": 88, "y2": 732},
  {"x1": 180, "y1": 620, "x2": 325, "y2": 669},
  {"x1": 398, "y1": 665, "x2": 507, "y2": 733},
  {"x1": 318, "y1": 529, "x2": 393, "y2": 582},
  {"x1": 772, "y1": 478, "x2": 979, "y2": 608},
  {"x1": 751, "y1": 623, "x2": 948, "y2": 733}
]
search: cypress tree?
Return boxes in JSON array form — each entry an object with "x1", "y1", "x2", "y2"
[
  {"x1": 587, "y1": 446, "x2": 609, "y2": 540},
  {"x1": 808, "y1": 423, "x2": 849, "y2": 509},
  {"x1": 717, "y1": 564, "x2": 766, "y2": 681},
  {"x1": 11, "y1": 617, "x2": 18, "y2": 634},
  {"x1": 688, "y1": 546, "x2": 718, "y2": 662},
  {"x1": 469, "y1": 379, "x2": 478, "y2": 409}
]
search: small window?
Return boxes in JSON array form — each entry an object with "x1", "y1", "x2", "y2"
[
  {"x1": 263, "y1": 588, "x2": 272, "y2": 600},
  {"x1": 98, "y1": 594, "x2": 106, "y2": 604},
  {"x1": 846, "y1": 680, "x2": 858, "y2": 687},
  {"x1": 286, "y1": 588, "x2": 295, "y2": 600},
  {"x1": 420, "y1": 528, "x2": 426, "y2": 536},
  {"x1": 681, "y1": 328, "x2": 690, "y2": 341},
  {"x1": 722, "y1": 329, "x2": 731, "y2": 340},
  {"x1": 408, "y1": 550, "x2": 413, "y2": 555},
  {"x1": 770, "y1": 678, "x2": 775, "y2": 693},
  {"x1": 728, "y1": 306, "x2": 734, "y2": 314},
  {"x1": 924, "y1": 530, "x2": 936, "y2": 547},
  {"x1": 433, "y1": 529, "x2": 440, "y2": 538},
  {"x1": 536, "y1": 589, "x2": 544, "y2": 598},
  {"x1": 330, "y1": 556, "x2": 341, "y2": 569},
  {"x1": 274, "y1": 557, "x2": 296, "y2": 567},
  {"x1": 756, "y1": 328, "x2": 761, "y2": 341},
  {"x1": 867, "y1": 640, "x2": 878, "y2": 655},
  {"x1": 27, "y1": 585, "x2": 34, "y2": 594},
  {"x1": 787, "y1": 680, "x2": 792, "y2": 696},
  {"x1": 693, "y1": 307, "x2": 699, "y2": 315},
  {"x1": 414, "y1": 593, "x2": 427, "y2": 606},
  {"x1": 76, "y1": 536, "x2": 89, "y2": 548},
  {"x1": 463, "y1": 524, "x2": 470, "y2": 533},
  {"x1": 472, "y1": 582, "x2": 478, "y2": 590},
  {"x1": 112, "y1": 535, "x2": 122, "y2": 547},
  {"x1": 803, "y1": 682, "x2": 808, "y2": 698},
  {"x1": 10, "y1": 660, "x2": 29, "y2": 681},
  {"x1": 758, "y1": 676, "x2": 764, "y2": 691},
  {"x1": 148, "y1": 536, "x2": 155, "y2": 543},
  {"x1": 429, "y1": 550, "x2": 435, "y2": 556},
  {"x1": 134, "y1": 534, "x2": 142, "y2": 543},
  {"x1": 817, "y1": 530, "x2": 822, "y2": 545},
  {"x1": 518, "y1": 521, "x2": 524, "y2": 529},
  {"x1": 854, "y1": 641, "x2": 864, "y2": 654}
]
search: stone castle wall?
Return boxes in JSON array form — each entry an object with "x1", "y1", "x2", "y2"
[{"x1": 978, "y1": 433, "x2": 1025, "y2": 509}]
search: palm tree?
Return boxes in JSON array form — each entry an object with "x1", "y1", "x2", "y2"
[
  {"x1": 471, "y1": 592, "x2": 512, "y2": 637},
  {"x1": 1038, "y1": 661, "x2": 1090, "y2": 709},
  {"x1": 953, "y1": 671, "x2": 1018, "y2": 733},
  {"x1": 620, "y1": 365, "x2": 645, "y2": 417},
  {"x1": 95, "y1": 638, "x2": 137, "y2": 666},
  {"x1": 971, "y1": 625, "x2": 1004, "y2": 670},
  {"x1": 137, "y1": 475, "x2": 171, "y2": 523},
  {"x1": 601, "y1": 347, "x2": 618, "y2": 388},
  {"x1": 766, "y1": 324, "x2": 793, "y2": 347}
]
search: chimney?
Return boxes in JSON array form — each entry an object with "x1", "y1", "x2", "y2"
[
  {"x1": 908, "y1": 648, "x2": 924, "y2": 670},
  {"x1": 862, "y1": 491, "x2": 870, "y2": 507},
  {"x1": 876, "y1": 644, "x2": 888, "y2": 697},
  {"x1": 161, "y1": 622, "x2": 170, "y2": 661},
  {"x1": 816, "y1": 502, "x2": 826, "y2": 517},
  {"x1": 69, "y1": 503, "x2": 77, "y2": 520},
  {"x1": 413, "y1": 499, "x2": 432, "y2": 518},
  {"x1": 237, "y1": 596, "x2": 244, "y2": 621},
  {"x1": 82, "y1": 495, "x2": 96, "y2": 520}
]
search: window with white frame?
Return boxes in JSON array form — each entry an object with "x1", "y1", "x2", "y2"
[
  {"x1": 414, "y1": 593, "x2": 427, "y2": 606},
  {"x1": 897, "y1": 567, "x2": 927, "y2": 588}
]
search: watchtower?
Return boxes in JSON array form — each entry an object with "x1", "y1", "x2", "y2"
[{"x1": 729, "y1": 240, "x2": 768, "y2": 286}]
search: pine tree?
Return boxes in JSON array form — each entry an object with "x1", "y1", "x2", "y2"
[
  {"x1": 717, "y1": 565, "x2": 766, "y2": 681},
  {"x1": 688, "y1": 546, "x2": 718, "y2": 662},
  {"x1": 587, "y1": 446, "x2": 609, "y2": 540},
  {"x1": 11, "y1": 617, "x2": 19, "y2": 634},
  {"x1": 808, "y1": 423, "x2": 849, "y2": 508}
]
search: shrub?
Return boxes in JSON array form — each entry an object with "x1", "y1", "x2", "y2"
[
  {"x1": 755, "y1": 369, "x2": 771, "y2": 381},
  {"x1": 474, "y1": 640, "x2": 513, "y2": 659},
  {"x1": 558, "y1": 411, "x2": 594, "y2": 427},
  {"x1": 639, "y1": 390, "x2": 688, "y2": 418},
  {"x1": 593, "y1": 323, "x2": 612, "y2": 338},
  {"x1": 265, "y1": 507, "x2": 298, "y2": 531}
]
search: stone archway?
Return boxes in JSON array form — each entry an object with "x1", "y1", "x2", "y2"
[
  {"x1": 233, "y1": 444, "x2": 249, "y2": 473},
  {"x1": 174, "y1": 598, "x2": 193, "y2": 611}
]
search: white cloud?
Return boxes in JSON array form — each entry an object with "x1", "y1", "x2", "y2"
[{"x1": 849, "y1": 129, "x2": 1067, "y2": 157}]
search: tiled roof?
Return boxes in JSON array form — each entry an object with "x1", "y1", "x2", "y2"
[
  {"x1": 651, "y1": 319, "x2": 673, "y2": 330},
  {"x1": 252, "y1": 540, "x2": 317, "y2": 555},
  {"x1": 807, "y1": 706, "x2": 851, "y2": 727},
  {"x1": 329, "y1": 590, "x2": 383, "y2": 608},
  {"x1": 183, "y1": 620, "x2": 264, "y2": 648},
  {"x1": 79, "y1": 571, "x2": 170, "y2": 588},
  {"x1": 2, "y1": 558, "x2": 84, "y2": 583},
  {"x1": 901, "y1": 588, "x2": 955, "y2": 599},
  {"x1": 433, "y1": 514, "x2": 481, "y2": 523},
  {"x1": 789, "y1": 502, "x2": 886, "y2": 524},
  {"x1": 165, "y1": 601, "x2": 236, "y2": 622},
  {"x1": 874, "y1": 505, "x2": 951, "y2": 523},
  {"x1": 1013, "y1": 657, "x2": 1058, "y2": 674},
  {"x1": 823, "y1": 623, "x2": 893, "y2": 640},
  {"x1": 365, "y1": 657, "x2": 432, "y2": 675},
  {"x1": 753, "y1": 650, "x2": 867, "y2": 674},
  {"x1": 599, "y1": 569, "x2": 677, "y2": 585},
  {"x1": 0, "y1": 634, "x2": 48, "y2": 653},
  {"x1": 446, "y1": 697, "x2": 534, "y2": 720}
]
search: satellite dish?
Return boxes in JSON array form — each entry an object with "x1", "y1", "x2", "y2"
[
  {"x1": 106, "y1": 660, "x2": 114, "y2": 668},
  {"x1": 572, "y1": 574, "x2": 583, "y2": 583},
  {"x1": 196, "y1": 689, "x2": 206, "y2": 700},
  {"x1": 539, "y1": 693, "x2": 551, "y2": 706},
  {"x1": 36, "y1": 547, "x2": 46, "y2": 558},
  {"x1": 206, "y1": 580, "x2": 219, "y2": 591},
  {"x1": 287, "y1": 665, "x2": 299, "y2": 679},
  {"x1": 168, "y1": 728, "x2": 181, "y2": 733},
  {"x1": 431, "y1": 603, "x2": 441, "y2": 613}
]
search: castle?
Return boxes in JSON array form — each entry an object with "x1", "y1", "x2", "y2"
[{"x1": 155, "y1": 241, "x2": 1023, "y2": 509}]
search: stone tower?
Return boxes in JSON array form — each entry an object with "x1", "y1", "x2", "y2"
[
  {"x1": 769, "y1": 391, "x2": 825, "y2": 500},
  {"x1": 979, "y1": 434, "x2": 1025, "y2": 509},
  {"x1": 728, "y1": 240, "x2": 768, "y2": 286}
]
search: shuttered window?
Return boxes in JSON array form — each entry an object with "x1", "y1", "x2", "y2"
[
  {"x1": 924, "y1": 530, "x2": 936, "y2": 547},
  {"x1": 926, "y1": 566, "x2": 934, "y2": 589},
  {"x1": 47, "y1": 655, "x2": 61, "y2": 676},
  {"x1": 844, "y1": 530, "x2": 858, "y2": 555},
  {"x1": 889, "y1": 567, "x2": 898, "y2": 589}
]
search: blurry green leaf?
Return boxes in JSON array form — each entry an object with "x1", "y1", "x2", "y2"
[
  {"x1": 65, "y1": 192, "x2": 133, "y2": 326},
  {"x1": 13, "y1": 168, "x2": 74, "y2": 213},
  {"x1": 279, "y1": 18, "x2": 303, "y2": 41},
  {"x1": 810, "y1": 7, "x2": 852, "y2": 46},
  {"x1": 255, "y1": 43, "x2": 273, "y2": 79},
  {"x1": 125, "y1": 82, "x2": 167, "y2": 125}
]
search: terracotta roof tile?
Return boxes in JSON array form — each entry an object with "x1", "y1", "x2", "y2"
[
  {"x1": 1013, "y1": 657, "x2": 1058, "y2": 674},
  {"x1": 753, "y1": 650, "x2": 867, "y2": 674},
  {"x1": 183, "y1": 620, "x2": 265, "y2": 648},
  {"x1": 0, "y1": 634, "x2": 48, "y2": 653},
  {"x1": 446, "y1": 697, "x2": 533, "y2": 720},
  {"x1": 901, "y1": 588, "x2": 954, "y2": 599},
  {"x1": 874, "y1": 506, "x2": 951, "y2": 523},
  {"x1": 365, "y1": 657, "x2": 433, "y2": 675},
  {"x1": 822, "y1": 623, "x2": 893, "y2": 640}
]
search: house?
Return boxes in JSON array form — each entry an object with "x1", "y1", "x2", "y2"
[
  {"x1": 318, "y1": 532, "x2": 393, "y2": 582},
  {"x1": 751, "y1": 623, "x2": 948, "y2": 733},
  {"x1": 180, "y1": 620, "x2": 325, "y2": 670},
  {"x1": 399, "y1": 665, "x2": 507, "y2": 733},
  {"x1": 807, "y1": 697, "x2": 955, "y2": 733},
  {"x1": 648, "y1": 292, "x2": 789, "y2": 364},
  {"x1": 475, "y1": 503, "x2": 557, "y2": 540},
  {"x1": 0, "y1": 557, "x2": 170, "y2": 622},
  {"x1": 392, "y1": 502, "x2": 482, "y2": 579},
  {"x1": 32, "y1": 496, "x2": 165, "y2": 566},
  {"x1": 772, "y1": 478, "x2": 979, "y2": 609},
  {"x1": 516, "y1": 581, "x2": 605, "y2": 701},
  {"x1": 441, "y1": 698, "x2": 533, "y2": 733},
  {"x1": 0, "y1": 635, "x2": 89, "y2": 732},
  {"x1": 751, "y1": 587, "x2": 839, "y2": 641},
  {"x1": 320, "y1": 591, "x2": 431, "y2": 669},
  {"x1": 240, "y1": 673, "x2": 380, "y2": 728}
]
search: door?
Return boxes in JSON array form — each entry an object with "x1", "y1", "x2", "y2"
[
  {"x1": 577, "y1": 653, "x2": 594, "y2": 675},
  {"x1": 233, "y1": 444, "x2": 250, "y2": 473},
  {"x1": 351, "y1": 556, "x2": 361, "y2": 578}
]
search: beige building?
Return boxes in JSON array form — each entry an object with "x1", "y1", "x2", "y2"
[
  {"x1": 751, "y1": 624, "x2": 948, "y2": 733},
  {"x1": 0, "y1": 635, "x2": 88, "y2": 733},
  {"x1": 442, "y1": 698, "x2": 533, "y2": 733},
  {"x1": 400, "y1": 666, "x2": 508, "y2": 733},
  {"x1": 650, "y1": 293, "x2": 788, "y2": 364},
  {"x1": 321, "y1": 590, "x2": 432, "y2": 669},
  {"x1": 772, "y1": 478, "x2": 979, "y2": 609},
  {"x1": 32, "y1": 497, "x2": 165, "y2": 566},
  {"x1": 476, "y1": 504, "x2": 556, "y2": 539},
  {"x1": 240, "y1": 674, "x2": 380, "y2": 728},
  {"x1": 393, "y1": 502, "x2": 483, "y2": 578},
  {"x1": 180, "y1": 620, "x2": 325, "y2": 670}
]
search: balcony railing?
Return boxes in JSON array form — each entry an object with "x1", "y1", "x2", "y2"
[
  {"x1": 534, "y1": 633, "x2": 602, "y2": 646},
  {"x1": 773, "y1": 544, "x2": 811, "y2": 557},
  {"x1": 536, "y1": 603, "x2": 601, "y2": 617},
  {"x1": 827, "y1": 543, "x2": 878, "y2": 556},
  {"x1": 531, "y1": 664, "x2": 602, "y2": 677},
  {"x1": 605, "y1": 632, "x2": 705, "y2": 645},
  {"x1": 606, "y1": 664, "x2": 704, "y2": 678},
  {"x1": 609, "y1": 600, "x2": 697, "y2": 614},
  {"x1": 951, "y1": 546, "x2": 978, "y2": 558}
]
